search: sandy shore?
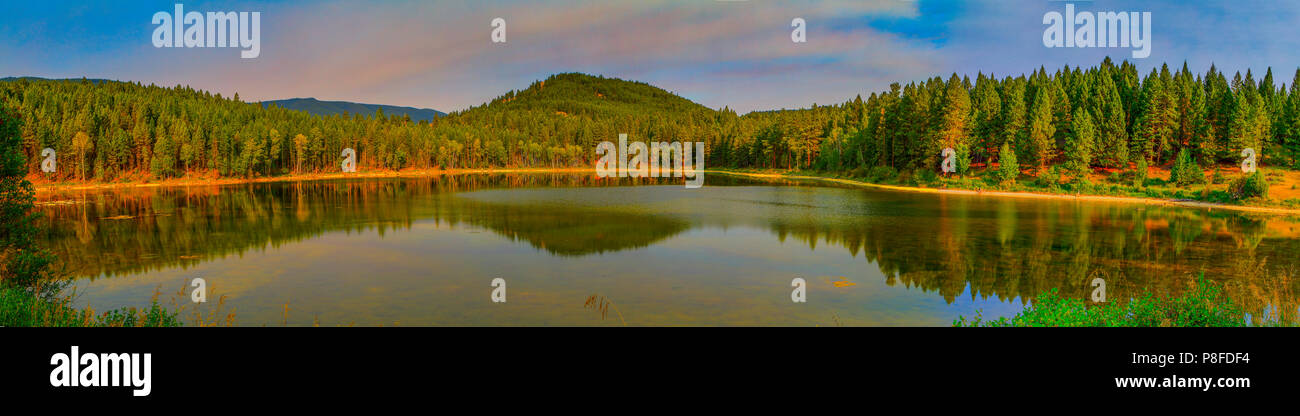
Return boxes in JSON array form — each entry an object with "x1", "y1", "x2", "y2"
[{"x1": 31, "y1": 168, "x2": 1300, "y2": 216}]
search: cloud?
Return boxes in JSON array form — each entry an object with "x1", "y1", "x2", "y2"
[
  {"x1": 5, "y1": 0, "x2": 1300, "y2": 113},
  {"x1": 940, "y1": 0, "x2": 1300, "y2": 81},
  {"x1": 13, "y1": 0, "x2": 935, "y2": 112}
]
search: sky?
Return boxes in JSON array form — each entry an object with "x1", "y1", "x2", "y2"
[{"x1": 1, "y1": 0, "x2": 1298, "y2": 114}]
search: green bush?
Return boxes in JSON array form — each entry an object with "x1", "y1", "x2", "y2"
[
  {"x1": 867, "y1": 166, "x2": 898, "y2": 183},
  {"x1": 850, "y1": 165, "x2": 870, "y2": 179},
  {"x1": 915, "y1": 169, "x2": 939, "y2": 187},
  {"x1": 1228, "y1": 171, "x2": 1269, "y2": 200},
  {"x1": 1036, "y1": 166, "x2": 1062, "y2": 190},
  {"x1": 1069, "y1": 177, "x2": 1096, "y2": 194},
  {"x1": 1211, "y1": 169, "x2": 1226, "y2": 185}
]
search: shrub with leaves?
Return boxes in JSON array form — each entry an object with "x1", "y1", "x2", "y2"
[
  {"x1": 867, "y1": 166, "x2": 898, "y2": 183},
  {"x1": 1228, "y1": 171, "x2": 1269, "y2": 200}
]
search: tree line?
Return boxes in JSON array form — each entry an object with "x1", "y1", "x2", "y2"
[
  {"x1": 4, "y1": 58, "x2": 1300, "y2": 182},
  {"x1": 784, "y1": 57, "x2": 1300, "y2": 178},
  {"x1": 1, "y1": 73, "x2": 728, "y2": 180}
]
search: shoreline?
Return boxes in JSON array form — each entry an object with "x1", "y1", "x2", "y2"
[
  {"x1": 32, "y1": 168, "x2": 1300, "y2": 216},
  {"x1": 709, "y1": 170, "x2": 1300, "y2": 216},
  {"x1": 31, "y1": 167, "x2": 596, "y2": 193}
]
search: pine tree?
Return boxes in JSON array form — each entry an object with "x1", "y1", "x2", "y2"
[
  {"x1": 1169, "y1": 147, "x2": 1203, "y2": 186},
  {"x1": 1285, "y1": 70, "x2": 1300, "y2": 167},
  {"x1": 971, "y1": 74, "x2": 1002, "y2": 164},
  {"x1": 150, "y1": 130, "x2": 175, "y2": 178},
  {"x1": 1131, "y1": 69, "x2": 1176, "y2": 164},
  {"x1": 1228, "y1": 90, "x2": 1261, "y2": 157},
  {"x1": 997, "y1": 141, "x2": 1019, "y2": 184},
  {"x1": 1026, "y1": 87, "x2": 1056, "y2": 169},
  {"x1": 1094, "y1": 76, "x2": 1129, "y2": 168},
  {"x1": 1206, "y1": 68, "x2": 1234, "y2": 161},
  {"x1": 938, "y1": 73, "x2": 971, "y2": 157},
  {"x1": 1000, "y1": 78, "x2": 1027, "y2": 164},
  {"x1": 1186, "y1": 75, "x2": 1215, "y2": 166},
  {"x1": 1065, "y1": 107, "x2": 1095, "y2": 176},
  {"x1": 70, "y1": 131, "x2": 93, "y2": 180},
  {"x1": 1049, "y1": 81, "x2": 1073, "y2": 159}
]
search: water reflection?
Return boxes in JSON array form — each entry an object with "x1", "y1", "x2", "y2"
[{"x1": 36, "y1": 173, "x2": 1300, "y2": 325}]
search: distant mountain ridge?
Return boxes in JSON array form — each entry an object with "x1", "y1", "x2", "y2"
[
  {"x1": 1, "y1": 76, "x2": 114, "y2": 84},
  {"x1": 261, "y1": 97, "x2": 445, "y2": 122},
  {"x1": 3, "y1": 76, "x2": 446, "y2": 122}
]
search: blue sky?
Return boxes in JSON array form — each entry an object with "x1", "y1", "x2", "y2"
[{"x1": 2, "y1": 0, "x2": 1298, "y2": 113}]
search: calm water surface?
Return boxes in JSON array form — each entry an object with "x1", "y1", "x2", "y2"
[{"x1": 35, "y1": 174, "x2": 1300, "y2": 326}]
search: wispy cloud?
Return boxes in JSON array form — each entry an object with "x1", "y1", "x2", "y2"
[{"x1": 2, "y1": 1, "x2": 1298, "y2": 113}]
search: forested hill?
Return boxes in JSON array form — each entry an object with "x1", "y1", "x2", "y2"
[
  {"x1": 0, "y1": 73, "x2": 747, "y2": 179},
  {"x1": 437, "y1": 72, "x2": 745, "y2": 166},
  {"x1": 463, "y1": 72, "x2": 716, "y2": 119},
  {"x1": 261, "y1": 98, "x2": 445, "y2": 123},
  {"x1": 4, "y1": 58, "x2": 1300, "y2": 183}
]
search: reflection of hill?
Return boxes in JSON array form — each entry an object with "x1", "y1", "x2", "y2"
[
  {"x1": 36, "y1": 174, "x2": 692, "y2": 279},
  {"x1": 453, "y1": 202, "x2": 687, "y2": 256}
]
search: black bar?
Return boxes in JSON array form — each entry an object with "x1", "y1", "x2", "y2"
[{"x1": 0, "y1": 328, "x2": 1289, "y2": 404}]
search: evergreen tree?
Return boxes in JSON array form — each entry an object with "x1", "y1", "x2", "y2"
[
  {"x1": 938, "y1": 73, "x2": 971, "y2": 158},
  {"x1": 1065, "y1": 107, "x2": 1095, "y2": 176},
  {"x1": 997, "y1": 141, "x2": 1019, "y2": 184},
  {"x1": 1131, "y1": 68, "x2": 1176, "y2": 164},
  {"x1": 1285, "y1": 70, "x2": 1300, "y2": 167},
  {"x1": 1000, "y1": 78, "x2": 1027, "y2": 164},
  {"x1": 971, "y1": 74, "x2": 1002, "y2": 164},
  {"x1": 1094, "y1": 76, "x2": 1129, "y2": 168},
  {"x1": 1026, "y1": 87, "x2": 1056, "y2": 168},
  {"x1": 1186, "y1": 75, "x2": 1215, "y2": 166},
  {"x1": 1169, "y1": 147, "x2": 1202, "y2": 186}
]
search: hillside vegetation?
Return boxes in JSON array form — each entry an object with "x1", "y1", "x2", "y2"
[{"x1": 4, "y1": 59, "x2": 1300, "y2": 205}]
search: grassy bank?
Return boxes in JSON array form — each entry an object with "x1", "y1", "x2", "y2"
[
  {"x1": 711, "y1": 164, "x2": 1300, "y2": 216},
  {"x1": 954, "y1": 274, "x2": 1281, "y2": 327},
  {"x1": 0, "y1": 285, "x2": 180, "y2": 327}
]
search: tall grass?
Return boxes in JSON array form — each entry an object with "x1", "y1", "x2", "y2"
[
  {"x1": 0, "y1": 285, "x2": 180, "y2": 327},
  {"x1": 583, "y1": 293, "x2": 626, "y2": 326},
  {"x1": 954, "y1": 273, "x2": 1272, "y2": 327}
]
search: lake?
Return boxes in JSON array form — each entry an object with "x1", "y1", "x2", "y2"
[{"x1": 35, "y1": 173, "x2": 1300, "y2": 326}]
